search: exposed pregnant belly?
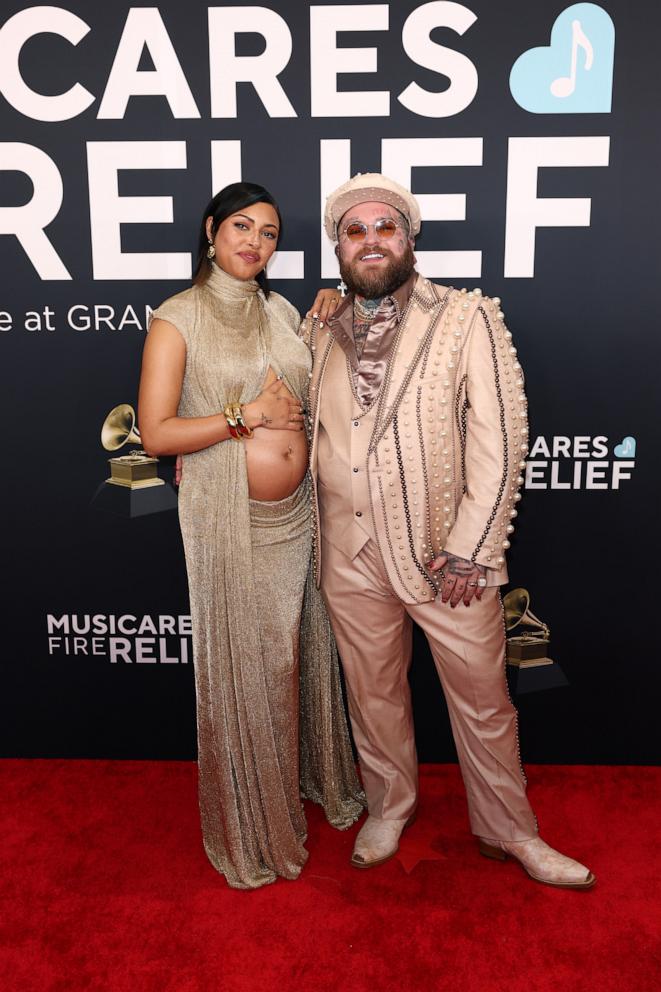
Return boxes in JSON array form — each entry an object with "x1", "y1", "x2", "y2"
[{"x1": 245, "y1": 427, "x2": 308, "y2": 501}]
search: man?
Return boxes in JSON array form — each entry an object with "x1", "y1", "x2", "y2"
[{"x1": 304, "y1": 173, "x2": 594, "y2": 889}]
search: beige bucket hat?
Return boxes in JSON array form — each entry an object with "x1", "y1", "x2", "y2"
[{"x1": 324, "y1": 172, "x2": 422, "y2": 241}]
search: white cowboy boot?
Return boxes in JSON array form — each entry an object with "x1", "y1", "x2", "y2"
[
  {"x1": 351, "y1": 813, "x2": 416, "y2": 869},
  {"x1": 478, "y1": 836, "x2": 595, "y2": 889}
]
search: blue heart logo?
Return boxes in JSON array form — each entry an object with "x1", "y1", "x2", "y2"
[
  {"x1": 613, "y1": 436, "x2": 636, "y2": 458},
  {"x1": 510, "y1": 4, "x2": 615, "y2": 114}
]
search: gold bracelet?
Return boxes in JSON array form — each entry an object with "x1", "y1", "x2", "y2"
[
  {"x1": 223, "y1": 404, "x2": 242, "y2": 441},
  {"x1": 232, "y1": 403, "x2": 253, "y2": 439}
]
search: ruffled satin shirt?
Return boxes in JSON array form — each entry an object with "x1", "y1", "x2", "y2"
[{"x1": 326, "y1": 271, "x2": 417, "y2": 409}]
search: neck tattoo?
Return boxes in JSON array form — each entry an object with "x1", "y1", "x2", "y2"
[{"x1": 353, "y1": 296, "x2": 384, "y2": 359}]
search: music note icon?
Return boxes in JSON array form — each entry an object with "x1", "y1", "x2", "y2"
[
  {"x1": 550, "y1": 19, "x2": 594, "y2": 99},
  {"x1": 614, "y1": 436, "x2": 636, "y2": 458}
]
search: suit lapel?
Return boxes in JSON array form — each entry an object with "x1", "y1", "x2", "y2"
[
  {"x1": 369, "y1": 275, "x2": 448, "y2": 450},
  {"x1": 309, "y1": 323, "x2": 335, "y2": 476}
]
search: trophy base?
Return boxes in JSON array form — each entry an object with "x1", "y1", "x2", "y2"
[
  {"x1": 506, "y1": 637, "x2": 550, "y2": 663},
  {"x1": 506, "y1": 658, "x2": 569, "y2": 695},
  {"x1": 90, "y1": 480, "x2": 178, "y2": 517},
  {"x1": 506, "y1": 654, "x2": 553, "y2": 668},
  {"x1": 105, "y1": 476, "x2": 165, "y2": 490}
]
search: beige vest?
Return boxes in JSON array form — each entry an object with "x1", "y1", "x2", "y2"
[{"x1": 317, "y1": 344, "x2": 378, "y2": 559}]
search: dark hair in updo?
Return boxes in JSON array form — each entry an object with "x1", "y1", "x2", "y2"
[{"x1": 193, "y1": 182, "x2": 282, "y2": 297}]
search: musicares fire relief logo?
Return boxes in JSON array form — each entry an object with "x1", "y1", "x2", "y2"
[
  {"x1": 525, "y1": 435, "x2": 636, "y2": 490},
  {"x1": 47, "y1": 614, "x2": 192, "y2": 664}
]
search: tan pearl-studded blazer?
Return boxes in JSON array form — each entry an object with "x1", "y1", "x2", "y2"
[{"x1": 303, "y1": 274, "x2": 528, "y2": 605}]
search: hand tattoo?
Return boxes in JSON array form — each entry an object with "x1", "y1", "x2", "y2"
[
  {"x1": 260, "y1": 413, "x2": 273, "y2": 426},
  {"x1": 444, "y1": 554, "x2": 486, "y2": 577}
]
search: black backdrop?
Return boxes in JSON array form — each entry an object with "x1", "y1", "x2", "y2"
[{"x1": 1, "y1": 0, "x2": 658, "y2": 762}]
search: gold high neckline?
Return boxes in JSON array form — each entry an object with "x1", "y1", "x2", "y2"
[{"x1": 206, "y1": 261, "x2": 261, "y2": 300}]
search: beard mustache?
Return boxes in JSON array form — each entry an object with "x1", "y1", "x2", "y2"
[{"x1": 339, "y1": 243, "x2": 416, "y2": 300}]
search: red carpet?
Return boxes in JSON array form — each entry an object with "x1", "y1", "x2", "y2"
[{"x1": 1, "y1": 761, "x2": 658, "y2": 992}]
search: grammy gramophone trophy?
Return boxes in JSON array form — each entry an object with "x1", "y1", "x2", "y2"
[
  {"x1": 101, "y1": 404, "x2": 164, "y2": 489},
  {"x1": 502, "y1": 589, "x2": 568, "y2": 694},
  {"x1": 91, "y1": 404, "x2": 177, "y2": 517},
  {"x1": 503, "y1": 589, "x2": 552, "y2": 667}
]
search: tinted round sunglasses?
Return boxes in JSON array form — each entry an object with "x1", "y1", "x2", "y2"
[{"x1": 339, "y1": 218, "x2": 408, "y2": 242}]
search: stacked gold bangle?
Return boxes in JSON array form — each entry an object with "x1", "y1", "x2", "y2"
[{"x1": 224, "y1": 403, "x2": 253, "y2": 440}]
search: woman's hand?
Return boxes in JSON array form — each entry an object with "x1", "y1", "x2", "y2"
[
  {"x1": 243, "y1": 378, "x2": 305, "y2": 432},
  {"x1": 305, "y1": 287, "x2": 343, "y2": 325}
]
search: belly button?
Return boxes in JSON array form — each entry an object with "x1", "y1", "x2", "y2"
[{"x1": 285, "y1": 445, "x2": 294, "y2": 459}]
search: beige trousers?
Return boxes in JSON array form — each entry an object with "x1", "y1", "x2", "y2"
[{"x1": 320, "y1": 537, "x2": 538, "y2": 841}]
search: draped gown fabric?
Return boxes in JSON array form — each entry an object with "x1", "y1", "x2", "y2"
[{"x1": 152, "y1": 263, "x2": 364, "y2": 889}]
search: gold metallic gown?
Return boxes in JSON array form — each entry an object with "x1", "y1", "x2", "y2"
[{"x1": 152, "y1": 264, "x2": 364, "y2": 889}]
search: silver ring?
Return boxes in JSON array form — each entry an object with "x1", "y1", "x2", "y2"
[{"x1": 467, "y1": 581, "x2": 477, "y2": 587}]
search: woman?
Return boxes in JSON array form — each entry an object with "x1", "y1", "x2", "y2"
[{"x1": 138, "y1": 182, "x2": 363, "y2": 890}]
